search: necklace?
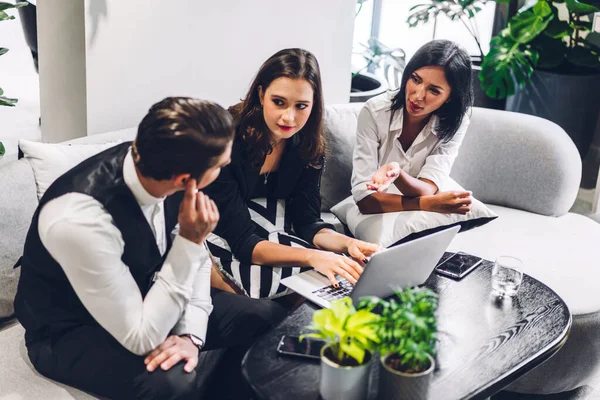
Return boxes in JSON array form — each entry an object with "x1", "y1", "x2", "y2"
[
  {"x1": 263, "y1": 155, "x2": 275, "y2": 184},
  {"x1": 263, "y1": 140, "x2": 283, "y2": 184}
]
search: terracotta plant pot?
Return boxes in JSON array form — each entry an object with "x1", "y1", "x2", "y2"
[
  {"x1": 319, "y1": 344, "x2": 373, "y2": 400},
  {"x1": 378, "y1": 353, "x2": 434, "y2": 400}
]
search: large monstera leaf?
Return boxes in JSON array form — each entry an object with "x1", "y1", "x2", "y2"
[
  {"x1": 480, "y1": 31, "x2": 540, "y2": 99},
  {"x1": 479, "y1": 1, "x2": 553, "y2": 99}
]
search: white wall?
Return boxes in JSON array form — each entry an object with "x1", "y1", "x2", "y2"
[
  {"x1": 38, "y1": 0, "x2": 356, "y2": 141},
  {"x1": 38, "y1": 0, "x2": 87, "y2": 143}
]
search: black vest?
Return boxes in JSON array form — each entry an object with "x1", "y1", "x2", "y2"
[{"x1": 14, "y1": 142, "x2": 183, "y2": 343}]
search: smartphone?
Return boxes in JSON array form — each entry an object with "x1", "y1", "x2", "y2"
[
  {"x1": 276, "y1": 335, "x2": 326, "y2": 360},
  {"x1": 435, "y1": 251, "x2": 483, "y2": 280},
  {"x1": 436, "y1": 251, "x2": 456, "y2": 268}
]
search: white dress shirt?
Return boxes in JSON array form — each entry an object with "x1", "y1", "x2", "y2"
[
  {"x1": 351, "y1": 90, "x2": 470, "y2": 203},
  {"x1": 38, "y1": 149, "x2": 213, "y2": 356}
]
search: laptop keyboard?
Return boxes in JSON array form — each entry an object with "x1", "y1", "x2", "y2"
[{"x1": 312, "y1": 279, "x2": 353, "y2": 301}]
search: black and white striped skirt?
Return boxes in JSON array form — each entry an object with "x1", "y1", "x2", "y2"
[{"x1": 206, "y1": 197, "x2": 312, "y2": 299}]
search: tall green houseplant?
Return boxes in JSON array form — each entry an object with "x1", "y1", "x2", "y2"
[
  {"x1": 407, "y1": 0, "x2": 512, "y2": 61},
  {"x1": 0, "y1": 1, "x2": 28, "y2": 158},
  {"x1": 481, "y1": 0, "x2": 600, "y2": 99}
]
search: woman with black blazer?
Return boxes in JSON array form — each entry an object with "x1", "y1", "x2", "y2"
[{"x1": 204, "y1": 48, "x2": 380, "y2": 299}]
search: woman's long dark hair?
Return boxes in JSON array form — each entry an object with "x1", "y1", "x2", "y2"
[
  {"x1": 391, "y1": 39, "x2": 473, "y2": 141},
  {"x1": 231, "y1": 48, "x2": 326, "y2": 167}
]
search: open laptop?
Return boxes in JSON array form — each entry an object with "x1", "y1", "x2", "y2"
[{"x1": 281, "y1": 226, "x2": 460, "y2": 308}]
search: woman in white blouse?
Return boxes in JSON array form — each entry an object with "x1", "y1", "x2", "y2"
[{"x1": 352, "y1": 40, "x2": 475, "y2": 215}]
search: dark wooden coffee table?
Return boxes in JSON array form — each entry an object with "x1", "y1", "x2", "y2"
[{"x1": 242, "y1": 260, "x2": 571, "y2": 400}]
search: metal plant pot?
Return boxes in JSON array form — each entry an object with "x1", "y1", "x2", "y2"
[
  {"x1": 319, "y1": 344, "x2": 373, "y2": 400},
  {"x1": 350, "y1": 72, "x2": 388, "y2": 103},
  {"x1": 506, "y1": 69, "x2": 600, "y2": 160},
  {"x1": 378, "y1": 353, "x2": 434, "y2": 400}
]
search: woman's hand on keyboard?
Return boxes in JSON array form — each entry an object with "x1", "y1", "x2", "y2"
[{"x1": 307, "y1": 250, "x2": 363, "y2": 288}]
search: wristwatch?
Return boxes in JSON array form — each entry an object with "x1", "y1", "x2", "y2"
[{"x1": 184, "y1": 334, "x2": 204, "y2": 351}]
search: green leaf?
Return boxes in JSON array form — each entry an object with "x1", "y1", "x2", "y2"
[
  {"x1": 544, "y1": 19, "x2": 573, "y2": 38},
  {"x1": 0, "y1": 141, "x2": 4, "y2": 157},
  {"x1": 567, "y1": 45, "x2": 600, "y2": 68},
  {"x1": 533, "y1": 0, "x2": 553, "y2": 17},
  {"x1": 0, "y1": 96, "x2": 17, "y2": 107},
  {"x1": 0, "y1": 2, "x2": 28, "y2": 11},
  {"x1": 340, "y1": 340, "x2": 366, "y2": 365},
  {"x1": 570, "y1": 20, "x2": 593, "y2": 30},
  {"x1": 0, "y1": 87, "x2": 3, "y2": 96},
  {"x1": 533, "y1": 34, "x2": 566, "y2": 68},
  {"x1": 330, "y1": 297, "x2": 352, "y2": 324},
  {"x1": 0, "y1": 10, "x2": 15, "y2": 21},
  {"x1": 565, "y1": 0, "x2": 599, "y2": 15},
  {"x1": 480, "y1": 32, "x2": 538, "y2": 99},
  {"x1": 406, "y1": 4, "x2": 440, "y2": 28},
  {"x1": 509, "y1": 9, "x2": 554, "y2": 44},
  {"x1": 0, "y1": 47, "x2": 8, "y2": 56}
]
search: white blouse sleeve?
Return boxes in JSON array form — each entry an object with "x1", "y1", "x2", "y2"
[
  {"x1": 417, "y1": 114, "x2": 470, "y2": 190},
  {"x1": 351, "y1": 105, "x2": 381, "y2": 203}
]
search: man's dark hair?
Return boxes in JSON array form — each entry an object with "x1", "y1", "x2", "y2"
[
  {"x1": 132, "y1": 97, "x2": 233, "y2": 180},
  {"x1": 391, "y1": 39, "x2": 473, "y2": 142}
]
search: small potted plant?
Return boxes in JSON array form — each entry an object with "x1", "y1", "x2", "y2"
[
  {"x1": 302, "y1": 297, "x2": 380, "y2": 400},
  {"x1": 360, "y1": 287, "x2": 438, "y2": 400}
]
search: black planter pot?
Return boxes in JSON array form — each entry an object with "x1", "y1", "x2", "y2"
[
  {"x1": 350, "y1": 72, "x2": 388, "y2": 103},
  {"x1": 506, "y1": 69, "x2": 600, "y2": 160}
]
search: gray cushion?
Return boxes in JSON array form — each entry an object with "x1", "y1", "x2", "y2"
[
  {"x1": 452, "y1": 108, "x2": 581, "y2": 217},
  {"x1": 321, "y1": 104, "x2": 362, "y2": 211},
  {"x1": 0, "y1": 323, "x2": 98, "y2": 399},
  {"x1": 0, "y1": 159, "x2": 38, "y2": 318}
]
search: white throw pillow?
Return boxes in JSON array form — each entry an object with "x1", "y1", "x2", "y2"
[
  {"x1": 19, "y1": 139, "x2": 122, "y2": 199},
  {"x1": 331, "y1": 179, "x2": 498, "y2": 248}
]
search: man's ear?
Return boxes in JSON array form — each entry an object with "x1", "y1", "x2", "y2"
[{"x1": 173, "y1": 173, "x2": 191, "y2": 189}]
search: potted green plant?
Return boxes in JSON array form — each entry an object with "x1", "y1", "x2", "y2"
[
  {"x1": 351, "y1": 0, "x2": 398, "y2": 101},
  {"x1": 407, "y1": 0, "x2": 511, "y2": 109},
  {"x1": 480, "y1": 0, "x2": 600, "y2": 161},
  {"x1": 0, "y1": 1, "x2": 28, "y2": 159},
  {"x1": 359, "y1": 287, "x2": 439, "y2": 400},
  {"x1": 350, "y1": 38, "x2": 395, "y2": 102},
  {"x1": 302, "y1": 297, "x2": 380, "y2": 400}
]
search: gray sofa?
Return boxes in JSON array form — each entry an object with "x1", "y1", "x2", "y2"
[{"x1": 1, "y1": 103, "x2": 600, "y2": 398}]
